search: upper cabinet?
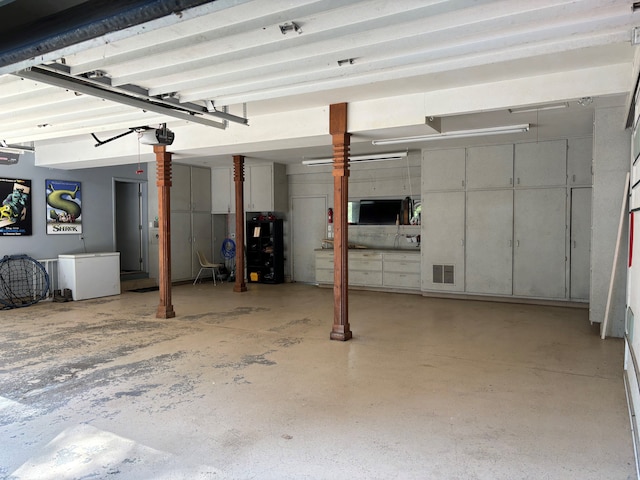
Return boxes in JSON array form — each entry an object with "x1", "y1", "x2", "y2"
[
  {"x1": 211, "y1": 163, "x2": 288, "y2": 214},
  {"x1": 514, "y1": 140, "x2": 567, "y2": 187},
  {"x1": 466, "y1": 144, "x2": 513, "y2": 189},
  {"x1": 422, "y1": 148, "x2": 465, "y2": 191},
  {"x1": 211, "y1": 166, "x2": 234, "y2": 214},
  {"x1": 172, "y1": 164, "x2": 211, "y2": 212},
  {"x1": 244, "y1": 163, "x2": 288, "y2": 213},
  {"x1": 567, "y1": 137, "x2": 593, "y2": 186}
]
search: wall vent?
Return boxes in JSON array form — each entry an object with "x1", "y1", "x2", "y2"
[{"x1": 432, "y1": 264, "x2": 454, "y2": 284}]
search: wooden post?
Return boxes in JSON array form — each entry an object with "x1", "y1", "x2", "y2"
[
  {"x1": 233, "y1": 155, "x2": 247, "y2": 293},
  {"x1": 154, "y1": 145, "x2": 175, "y2": 318},
  {"x1": 330, "y1": 103, "x2": 352, "y2": 341}
]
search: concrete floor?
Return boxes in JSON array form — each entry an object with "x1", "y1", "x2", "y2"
[{"x1": 0, "y1": 283, "x2": 635, "y2": 479}]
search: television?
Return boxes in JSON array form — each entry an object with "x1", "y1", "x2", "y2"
[{"x1": 357, "y1": 199, "x2": 402, "y2": 225}]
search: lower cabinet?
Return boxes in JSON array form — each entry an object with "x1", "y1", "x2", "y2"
[{"x1": 315, "y1": 250, "x2": 420, "y2": 291}]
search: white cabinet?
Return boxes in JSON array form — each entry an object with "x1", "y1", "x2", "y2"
[
  {"x1": 421, "y1": 191, "x2": 465, "y2": 292},
  {"x1": 349, "y1": 252, "x2": 383, "y2": 286},
  {"x1": 568, "y1": 137, "x2": 592, "y2": 186},
  {"x1": 58, "y1": 253, "x2": 120, "y2": 300},
  {"x1": 422, "y1": 148, "x2": 465, "y2": 191},
  {"x1": 515, "y1": 140, "x2": 567, "y2": 187},
  {"x1": 170, "y1": 164, "x2": 212, "y2": 281},
  {"x1": 211, "y1": 163, "x2": 288, "y2": 213},
  {"x1": 314, "y1": 250, "x2": 420, "y2": 291},
  {"x1": 570, "y1": 187, "x2": 592, "y2": 300},
  {"x1": 466, "y1": 144, "x2": 513, "y2": 189},
  {"x1": 465, "y1": 190, "x2": 513, "y2": 295},
  {"x1": 513, "y1": 188, "x2": 567, "y2": 298},
  {"x1": 245, "y1": 163, "x2": 288, "y2": 212},
  {"x1": 383, "y1": 252, "x2": 421, "y2": 289},
  {"x1": 211, "y1": 166, "x2": 234, "y2": 214}
]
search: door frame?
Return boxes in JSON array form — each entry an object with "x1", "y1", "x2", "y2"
[{"x1": 112, "y1": 177, "x2": 149, "y2": 273}]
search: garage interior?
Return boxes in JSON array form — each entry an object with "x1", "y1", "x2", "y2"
[{"x1": 1, "y1": 1, "x2": 640, "y2": 479}]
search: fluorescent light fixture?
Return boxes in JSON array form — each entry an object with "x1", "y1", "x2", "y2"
[
  {"x1": 509, "y1": 103, "x2": 569, "y2": 114},
  {"x1": 302, "y1": 151, "x2": 407, "y2": 166},
  {"x1": 372, "y1": 124, "x2": 529, "y2": 146}
]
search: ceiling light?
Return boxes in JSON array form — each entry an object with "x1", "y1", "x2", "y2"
[
  {"x1": 279, "y1": 22, "x2": 302, "y2": 35},
  {"x1": 577, "y1": 97, "x2": 593, "y2": 106},
  {"x1": 509, "y1": 103, "x2": 569, "y2": 114},
  {"x1": 372, "y1": 124, "x2": 529, "y2": 146},
  {"x1": 302, "y1": 151, "x2": 408, "y2": 166}
]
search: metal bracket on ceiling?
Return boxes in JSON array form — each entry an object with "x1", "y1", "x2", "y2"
[{"x1": 16, "y1": 63, "x2": 249, "y2": 129}]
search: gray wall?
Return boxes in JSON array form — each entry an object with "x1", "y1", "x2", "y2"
[
  {"x1": 1, "y1": 153, "x2": 147, "y2": 260},
  {"x1": 592, "y1": 106, "x2": 630, "y2": 337}
]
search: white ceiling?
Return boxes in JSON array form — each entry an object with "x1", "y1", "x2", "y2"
[{"x1": 1, "y1": 0, "x2": 638, "y2": 167}]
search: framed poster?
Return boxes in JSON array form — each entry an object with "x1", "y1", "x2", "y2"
[
  {"x1": 0, "y1": 177, "x2": 31, "y2": 236},
  {"x1": 46, "y1": 180, "x2": 82, "y2": 234}
]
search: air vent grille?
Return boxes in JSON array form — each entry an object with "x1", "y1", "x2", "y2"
[{"x1": 432, "y1": 264, "x2": 454, "y2": 284}]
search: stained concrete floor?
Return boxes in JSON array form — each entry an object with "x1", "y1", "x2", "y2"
[{"x1": 0, "y1": 282, "x2": 635, "y2": 479}]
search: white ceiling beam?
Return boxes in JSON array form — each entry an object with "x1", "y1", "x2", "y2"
[
  {"x1": 185, "y1": 28, "x2": 630, "y2": 106},
  {"x1": 174, "y1": 5, "x2": 634, "y2": 103}
]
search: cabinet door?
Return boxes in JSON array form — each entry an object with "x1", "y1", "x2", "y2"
[
  {"x1": 465, "y1": 190, "x2": 513, "y2": 295},
  {"x1": 513, "y1": 188, "x2": 566, "y2": 298},
  {"x1": 172, "y1": 164, "x2": 192, "y2": 211},
  {"x1": 246, "y1": 164, "x2": 274, "y2": 211},
  {"x1": 211, "y1": 167, "x2": 234, "y2": 214},
  {"x1": 515, "y1": 140, "x2": 567, "y2": 187},
  {"x1": 191, "y1": 212, "x2": 212, "y2": 278},
  {"x1": 170, "y1": 212, "x2": 193, "y2": 281},
  {"x1": 568, "y1": 137, "x2": 592, "y2": 186},
  {"x1": 466, "y1": 144, "x2": 513, "y2": 189},
  {"x1": 570, "y1": 187, "x2": 592, "y2": 301},
  {"x1": 191, "y1": 166, "x2": 211, "y2": 212},
  {"x1": 421, "y1": 191, "x2": 465, "y2": 292},
  {"x1": 422, "y1": 148, "x2": 465, "y2": 191}
]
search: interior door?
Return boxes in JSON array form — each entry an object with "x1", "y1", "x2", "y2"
[
  {"x1": 292, "y1": 196, "x2": 326, "y2": 283},
  {"x1": 115, "y1": 181, "x2": 142, "y2": 272},
  {"x1": 465, "y1": 190, "x2": 513, "y2": 295},
  {"x1": 570, "y1": 187, "x2": 592, "y2": 300},
  {"x1": 513, "y1": 188, "x2": 567, "y2": 298}
]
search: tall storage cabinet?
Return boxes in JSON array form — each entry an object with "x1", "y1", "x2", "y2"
[
  {"x1": 171, "y1": 164, "x2": 213, "y2": 281},
  {"x1": 246, "y1": 218, "x2": 284, "y2": 284}
]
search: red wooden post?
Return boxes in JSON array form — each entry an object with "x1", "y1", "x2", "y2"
[
  {"x1": 233, "y1": 155, "x2": 248, "y2": 293},
  {"x1": 154, "y1": 145, "x2": 175, "y2": 318},
  {"x1": 330, "y1": 103, "x2": 352, "y2": 341}
]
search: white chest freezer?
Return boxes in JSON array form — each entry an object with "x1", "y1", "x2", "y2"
[{"x1": 58, "y1": 252, "x2": 121, "y2": 301}]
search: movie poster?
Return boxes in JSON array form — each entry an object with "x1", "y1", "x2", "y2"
[
  {"x1": 0, "y1": 177, "x2": 32, "y2": 236},
  {"x1": 46, "y1": 180, "x2": 82, "y2": 235}
]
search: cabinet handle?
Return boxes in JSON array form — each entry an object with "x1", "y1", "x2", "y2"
[
  {"x1": 572, "y1": 174, "x2": 576, "y2": 183},
  {"x1": 462, "y1": 180, "x2": 465, "y2": 187},
  {"x1": 508, "y1": 239, "x2": 512, "y2": 247},
  {"x1": 516, "y1": 240, "x2": 520, "y2": 247},
  {"x1": 509, "y1": 178, "x2": 513, "y2": 185},
  {"x1": 573, "y1": 240, "x2": 577, "y2": 248},
  {"x1": 516, "y1": 178, "x2": 520, "y2": 185}
]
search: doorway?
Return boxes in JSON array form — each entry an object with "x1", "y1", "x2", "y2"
[{"x1": 114, "y1": 179, "x2": 148, "y2": 277}]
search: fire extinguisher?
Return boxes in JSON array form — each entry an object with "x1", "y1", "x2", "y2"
[{"x1": 327, "y1": 208, "x2": 334, "y2": 239}]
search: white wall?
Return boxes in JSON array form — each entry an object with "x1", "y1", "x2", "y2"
[{"x1": 591, "y1": 106, "x2": 630, "y2": 337}]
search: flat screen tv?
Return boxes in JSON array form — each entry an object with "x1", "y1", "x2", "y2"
[{"x1": 357, "y1": 199, "x2": 402, "y2": 225}]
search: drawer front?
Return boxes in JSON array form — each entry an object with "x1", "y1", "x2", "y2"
[
  {"x1": 383, "y1": 252, "x2": 420, "y2": 263},
  {"x1": 350, "y1": 270, "x2": 383, "y2": 286},
  {"x1": 383, "y1": 272, "x2": 421, "y2": 289},
  {"x1": 316, "y1": 256, "x2": 335, "y2": 270},
  {"x1": 383, "y1": 260, "x2": 421, "y2": 274},
  {"x1": 316, "y1": 268, "x2": 334, "y2": 284},
  {"x1": 348, "y1": 258, "x2": 382, "y2": 272}
]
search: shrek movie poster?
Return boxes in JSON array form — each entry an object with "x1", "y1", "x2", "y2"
[
  {"x1": 46, "y1": 180, "x2": 82, "y2": 235},
  {"x1": 0, "y1": 178, "x2": 31, "y2": 236}
]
